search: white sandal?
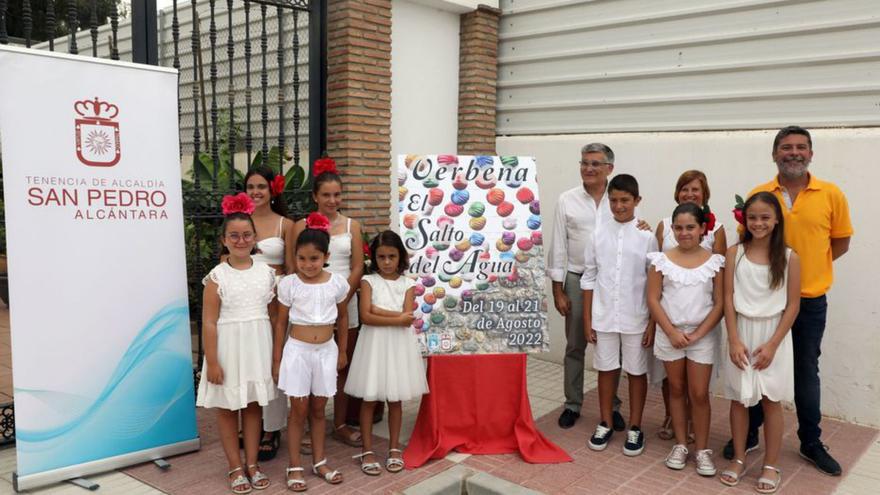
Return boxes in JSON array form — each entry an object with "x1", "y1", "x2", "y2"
[
  {"x1": 285, "y1": 467, "x2": 306, "y2": 492},
  {"x1": 756, "y1": 465, "x2": 781, "y2": 494},
  {"x1": 228, "y1": 467, "x2": 252, "y2": 494},
  {"x1": 719, "y1": 459, "x2": 747, "y2": 487},
  {"x1": 246, "y1": 464, "x2": 270, "y2": 490},
  {"x1": 353, "y1": 451, "x2": 382, "y2": 476},
  {"x1": 312, "y1": 458, "x2": 343, "y2": 484},
  {"x1": 386, "y1": 448, "x2": 405, "y2": 473}
]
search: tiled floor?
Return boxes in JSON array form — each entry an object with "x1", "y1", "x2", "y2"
[{"x1": 0, "y1": 303, "x2": 877, "y2": 494}]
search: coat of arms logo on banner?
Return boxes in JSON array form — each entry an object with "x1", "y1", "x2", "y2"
[{"x1": 74, "y1": 97, "x2": 121, "y2": 167}]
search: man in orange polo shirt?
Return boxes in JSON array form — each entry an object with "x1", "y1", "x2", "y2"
[{"x1": 722, "y1": 126, "x2": 853, "y2": 476}]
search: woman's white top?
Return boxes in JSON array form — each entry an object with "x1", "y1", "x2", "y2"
[
  {"x1": 203, "y1": 260, "x2": 277, "y2": 323},
  {"x1": 733, "y1": 244, "x2": 791, "y2": 318},
  {"x1": 253, "y1": 216, "x2": 285, "y2": 266},
  {"x1": 661, "y1": 216, "x2": 723, "y2": 252},
  {"x1": 648, "y1": 252, "x2": 724, "y2": 328},
  {"x1": 327, "y1": 217, "x2": 353, "y2": 275},
  {"x1": 277, "y1": 272, "x2": 350, "y2": 326}
]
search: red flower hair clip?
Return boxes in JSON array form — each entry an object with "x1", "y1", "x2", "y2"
[
  {"x1": 270, "y1": 174, "x2": 285, "y2": 196},
  {"x1": 732, "y1": 194, "x2": 746, "y2": 226},
  {"x1": 313, "y1": 157, "x2": 338, "y2": 177},
  {"x1": 221, "y1": 193, "x2": 255, "y2": 216},
  {"x1": 702, "y1": 204, "x2": 717, "y2": 233},
  {"x1": 305, "y1": 212, "x2": 331, "y2": 233}
]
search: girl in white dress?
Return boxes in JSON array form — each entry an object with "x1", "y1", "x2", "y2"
[
  {"x1": 346, "y1": 231, "x2": 429, "y2": 475},
  {"x1": 653, "y1": 170, "x2": 727, "y2": 441},
  {"x1": 647, "y1": 202, "x2": 725, "y2": 477},
  {"x1": 720, "y1": 192, "x2": 800, "y2": 494},
  {"x1": 291, "y1": 158, "x2": 365, "y2": 447},
  {"x1": 244, "y1": 166, "x2": 295, "y2": 461},
  {"x1": 274, "y1": 213, "x2": 350, "y2": 491},
  {"x1": 196, "y1": 193, "x2": 277, "y2": 494}
]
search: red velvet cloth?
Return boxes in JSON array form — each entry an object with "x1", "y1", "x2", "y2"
[{"x1": 403, "y1": 354, "x2": 572, "y2": 468}]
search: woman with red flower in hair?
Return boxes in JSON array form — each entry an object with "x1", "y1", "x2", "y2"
[
  {"x1": 290, "y1": 157, "x2": 366, "y2": 448},
  {"x1": 241, "y1": 166, "x2": 296, "y2": 461},
  {"x1": 652, "y1": 170, "x2": 728, "y2": 444}
]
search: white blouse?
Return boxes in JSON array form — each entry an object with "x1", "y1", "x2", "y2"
[
  {"x1": 203, "y1": 261, "x2": 277, "y2": 324},
  {"x1": 580, "y1": 218, "x2": 659, "y2": 334},
  {"x1": 648, "y1": 252, "x2": 724, "y2": 328},
  {"x1": 546, "y1": 186, "x2": 613, "y2": 281},
  {"x1": 277, "y1": 272, "x2": 350, "y2": 326}
]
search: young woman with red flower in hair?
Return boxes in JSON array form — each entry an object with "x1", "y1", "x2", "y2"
[
  {"x1": 652, "y1": 170, "x2": 728, "y2": 443},
  {"x1": 197, "y1": 193, "x2": 278, "y2": 494},
  {"x1": 290, "y1": 157, "x2": 366, "y2": 448},
  {"x1": 274, "y1": 213, "x2": 351, "y2": 490},
  {"x1": 647, "y1": 202, "x2": 726, "y2": 476},
  {"x1": 241, "y1": 166, "x2": 296, "y2": 461}
]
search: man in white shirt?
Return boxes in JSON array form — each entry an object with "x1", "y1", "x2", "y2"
[
  {"x1": 548, "y1": 143, "x2": 626, "y2": 429},
  {"x1": 581, "y1": 174, "x2": 658, "y2": 455}
]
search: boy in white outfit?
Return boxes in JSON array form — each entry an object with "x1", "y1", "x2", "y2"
[{"x1": 581, "y1": 174, "x2": 658, "y2": 456}]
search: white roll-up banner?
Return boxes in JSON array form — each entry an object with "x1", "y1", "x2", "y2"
[{"x1": 0, "y1": 45, "x2": 199, "y2": 491}]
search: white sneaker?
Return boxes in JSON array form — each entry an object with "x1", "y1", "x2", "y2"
[
  {"x1": 695, "y1": 449, "x2": 717, "y2": 476},
  {"x1": 665, "y1": 444, "x2": 688, "y2": 470}
]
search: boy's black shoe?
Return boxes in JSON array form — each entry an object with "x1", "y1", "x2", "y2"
[
  {"x1": 622, "y1": 426, "x2": 645, "y2": 456},
  {"x1": 612, "y1": 410, "x2": 626, "y2": 432},
  {"x1": 588, "y1": 422, "x2": 613, "y2": 451},
  {"x1": 800, "y1": 442, "x2": 842, "y2": 476},
  {"x1": 722, "y1": 431, "x2": 759, "y2": 460},
  {"x1": 558, "y1": 408, "x2": 580, "y2": 429}
]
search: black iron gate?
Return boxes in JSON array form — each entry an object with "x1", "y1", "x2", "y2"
[{"x1": 0, "y1": 0, "x2": 326, "y2": 445}]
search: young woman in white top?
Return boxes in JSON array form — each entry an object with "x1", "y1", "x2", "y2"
[
  {"x1": 719, "y1": 192, "x2": 800, "y2": 494},
  {"x1": 244, "y1": 167, "x2": 295, "y2": 461},
  {"x1": 275, "y1": 213, "x2": 350, "y2": 491},
  {"x1": 647, "y1": 202, "x2": 725, "y2": 476},
  {"x1": 291, "y1": 159, "x2": 365, "y2": 447},
  {"x1": 197, "y1": 195, "x2": 277, "y2": 494},
  {"x1": 346, "y1": 231, "x2": 429, "y2": 475},
  {"x1": 653, "y1": 170, "x2": 727, "y2": 442}
]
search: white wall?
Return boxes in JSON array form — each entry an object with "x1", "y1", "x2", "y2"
[
  {"x1": 498, "y1": 128, "x2": 880, "y2": 427},
  {"x1": 390, "y1": 0, "x2": 462, "y2": 229}
]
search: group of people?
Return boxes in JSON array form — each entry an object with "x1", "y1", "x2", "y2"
[
  {"x1": 549, "y1": 126, "x2": 852, "y2": 494},
  {"x1": 194, "y1": 161, "x2": 428, "y2": 493}
]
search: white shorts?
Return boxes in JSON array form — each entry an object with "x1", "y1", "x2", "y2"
[
  {"x1": 278, "y1": 337, "x2": 338, "y2": 398},
  {"x1": 594, "y1": 331, "x2": 648, "y2": 375},
  {"x1": 654, "y1": 325, "x2": 718, "y2": 365}
]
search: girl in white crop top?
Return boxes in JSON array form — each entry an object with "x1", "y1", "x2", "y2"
[
  {"x1": 292, "y1": 159, "x2": 365, "y2": 449},
  {"x1": 244, "y1": 167, "x2": 295, "y2": 460},
  {"x1": 647, "y1": 203, "x2": 725, "y2": 476},
  {"x1": 273, "y1": 213, "x2": 350, "y2": 489},
  {"x1": 720, "y1": 192, "x2": 800, "y2": 492}
]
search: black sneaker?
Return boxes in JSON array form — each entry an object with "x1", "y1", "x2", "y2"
[
  {"x1": 800, "y1": 442, "x2": 842, "y2": 476},
  {"x1": 558, "y1": 408, "x2": 580, "y2": 429},
  {"x1": 722, "y1": 431, "x2": 759, "y2": 460},
  {"x1": 588, "y1": 422, "x2": 613, "y2": 451},
  {"x1": 612, "y1": 410, "x2": 626, "y2": 432},
  {"x1": 623, "y1": 426, "x2": 645, "y2": 456}
]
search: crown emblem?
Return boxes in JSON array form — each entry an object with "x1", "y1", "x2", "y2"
[
  {"x1": 74, "y1": 97, "x2": 119, "y2": 121},
  {"x1": 74, "y1": 97, "x2": 121, "y2": 167}
]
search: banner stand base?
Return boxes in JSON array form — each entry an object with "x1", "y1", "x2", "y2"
[
  {"x1": 153, "y1": 458, "x2": 171, "y2": 470},
  {"x1": 13, "y1": 437, "x2": 200, "y2": 492},
  {"x1": 67, "y1": 478, "x2": 99, "y2": 491}
]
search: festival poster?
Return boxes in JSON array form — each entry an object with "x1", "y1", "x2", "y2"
[
  {"x1": 0, "y1": 46, "x2": 198, "y2": 490},
  {"x1": 397, "y1": 155, "x2": 549, "y2": 355}
]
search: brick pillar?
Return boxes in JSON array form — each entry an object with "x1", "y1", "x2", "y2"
[
  {"x1": 458, "y1": 5, "x2": 501, "y2": 155},
  {"x1": 326, "y1": 0, "x2": 393, "y2": 231}
]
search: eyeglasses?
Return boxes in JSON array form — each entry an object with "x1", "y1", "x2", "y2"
[
  {"x1": 579, "y1": 160, "x2": 610, "y2": 168},
  {"x1": 226, "y1": 232, "x2": 255, "y2": 242}
]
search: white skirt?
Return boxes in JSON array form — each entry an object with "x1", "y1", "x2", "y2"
[
  {"x1": 345, "y1": 324, "x2": 428, "y2": 402},
  {"x1": 723, "y1": 314, "x2": 794, "y2": 407},
  {"x1": 196, "y1": 318, "x2": 276, "y2": 410}
]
